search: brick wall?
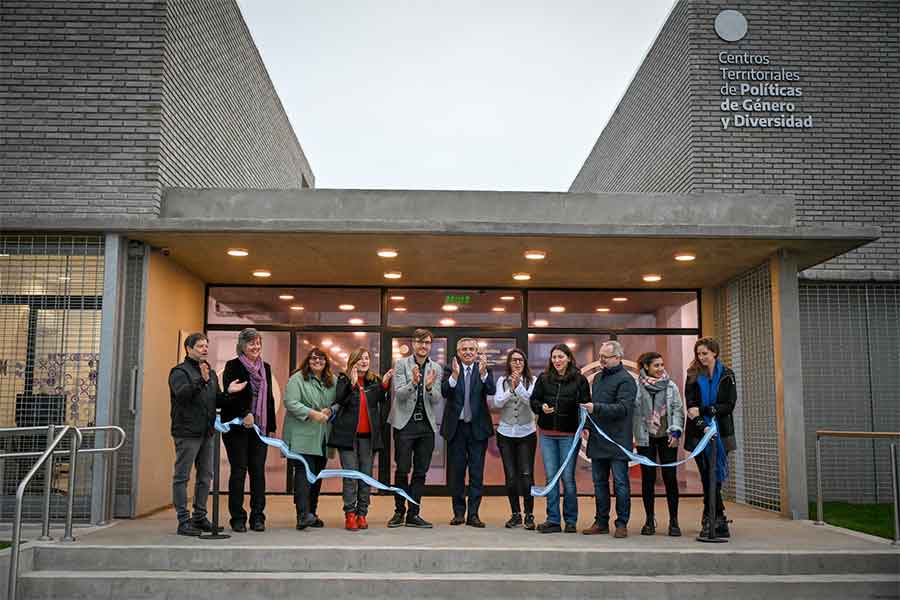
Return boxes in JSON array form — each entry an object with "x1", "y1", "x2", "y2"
[
  {"x1": 572, "y1": 0, "x2": 900, "y2": 280},
  {"x1": 570, "y1": 0, "x2": 695, "y2": 194},
  {"x1": 160, "y1": 0, "x2": 314, "y2": 189},
  {"x1": 0, "y1": 1, "x2": 166, "y2": 217},
  {"x1": 0, "y1": 0, "x2": 314, "y2": 221}
]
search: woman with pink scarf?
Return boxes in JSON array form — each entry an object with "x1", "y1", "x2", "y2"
[
  {"x1": 222, "y1": 328, "x2": 276, "y2": 533},
  {"x1": 633, "y1": 351, "x2": 684, "y2": 537}
]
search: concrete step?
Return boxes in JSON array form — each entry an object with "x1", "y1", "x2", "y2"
[
  {"x1": 29, "y1": 544, "x2": 900, "y2": 576},
  {"x1": 19, "y1": 570, "x2": 900, "y2": 600}
]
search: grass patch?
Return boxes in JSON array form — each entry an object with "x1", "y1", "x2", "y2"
[
  {"x1": 0, "y1": 542, "x2": 9, "y2": 550},
  {"x1": 810, "y1": 501, "x2": 896, "y2": 540}
]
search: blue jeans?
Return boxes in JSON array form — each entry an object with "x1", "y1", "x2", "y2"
[
  {"x1": 591, "y1": 458, "x2": 630, "y2": 527},
  {"x1": 540, "y1": 433, "x2": 579, "y2": 525}
]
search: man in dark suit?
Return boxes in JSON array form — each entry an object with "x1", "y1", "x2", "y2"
[{"x1": 441, "y1": 337, "x2": 496, "y2": 527}]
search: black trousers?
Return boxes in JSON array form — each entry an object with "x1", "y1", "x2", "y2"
[
  {"x1": 496, "y1": 431, "x2": 536, "y2": 515},
  {"x1": 393, "y1": 432, "x2": 434, "y2": 516},
  {"x1": 636, "y1": 436, "x2": 679, "y2": 522},
  {"x1": 694, "y1": 451, "x2": 726, "y2": 520},
  {"x1": 447, "y1": 422, "x2": 488, "y2": 518},
  {"x1": 222, "y1": 427, "x2": 269, "y2": 525},
  {"x1": 291, "y1": 454, "x2": 326, "y2": 517}
]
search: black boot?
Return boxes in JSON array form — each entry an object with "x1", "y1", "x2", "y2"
[
  {"x1": 641, "y1": 516, "x2": 656, "y2": 535},
  {"x1": 668, "y1": 517, "x2": 681, "y2": 537},
  {"x1": 715, "y1": 516, "x2": 730, "y2": 538},
  {"x1": 505, "y1": 513, "x2": 523, "y2": 528}
]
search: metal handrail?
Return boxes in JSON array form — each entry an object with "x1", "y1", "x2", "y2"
[
  {"x1": 2, "y1": 424, "x2": 127, "y2": 599},
  {"x1": 814, "y1": 429, "x2": 900, "y2": 546}
]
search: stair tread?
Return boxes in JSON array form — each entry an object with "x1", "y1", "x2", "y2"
[{"x1": 23, "y1": 571, "x2": 900, "y2": 581}]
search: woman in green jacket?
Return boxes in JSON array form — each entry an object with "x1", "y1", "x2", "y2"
[{"x1": 283, "y1": 346, "x2": 337, "y2": 530}]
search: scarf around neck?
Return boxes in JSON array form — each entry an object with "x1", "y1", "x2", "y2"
[
  {"x1": 698, "y1": 360, "x2": 727, "y2": 482},
  {"x1": 239, "y1": 354, "x2": 267, "y2": 433}
]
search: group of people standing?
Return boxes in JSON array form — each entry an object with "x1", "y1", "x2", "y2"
[{"x1": 169, "y1": 327, "x2": 736, "y2": 541}]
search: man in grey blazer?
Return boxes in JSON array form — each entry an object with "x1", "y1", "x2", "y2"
[{"x1": 388, "y1": 328, "x2": 444, "y2": 528}]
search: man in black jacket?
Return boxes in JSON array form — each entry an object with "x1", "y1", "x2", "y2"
[
  {"x1": 169, "y1": 332, "x2": 245, "y2": 536},
  {"x1": 580, "y1": 340, "x2": 636, "y2": 538}
]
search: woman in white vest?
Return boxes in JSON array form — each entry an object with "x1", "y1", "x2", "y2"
[{"x1": 492, "y1": 348, "x2": 537, "y2": 530}]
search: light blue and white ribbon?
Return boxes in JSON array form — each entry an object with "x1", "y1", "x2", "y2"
[
  {"x1": 531, "y1": 408, "x2": 718, "y2": 497},
  {"x1": 215, "y1": 416, "x2": 418, "y2": 505}
]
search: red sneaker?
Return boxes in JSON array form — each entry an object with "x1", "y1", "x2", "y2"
[
  {"x1": 345, "y1": 512, "x2": 359, "y2": 531},
  {"x1": 356, "y1": 514, "x2": 368, "y2": 530}
]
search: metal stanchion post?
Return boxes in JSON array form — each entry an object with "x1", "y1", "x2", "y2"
[
  {"x1": 62, "y1": 428, "x2": 82, "y2": 542},
  {"x1": 697, "y1": 429, "x2": 727, "y2": 543},
  {"x1": 890, "y1": 443, "x2": 899, "y2": 546},
  {"x1": 200, "y1": 410, "x2": 230, "y2": 540},
  {"x1": 815, "y1": 434, "x2": 824, "y2": 525},
  {"x1": 38, "y1": 424, "x2": 55, "y2": 541}
]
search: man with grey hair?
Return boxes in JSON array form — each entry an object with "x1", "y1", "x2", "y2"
[{"x1": 580, "y1": 339, "x2": 636, "y2": 538}]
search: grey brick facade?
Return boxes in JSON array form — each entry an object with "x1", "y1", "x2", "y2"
[
  {"x1": 0, "y1": 0, "x2": 313, "y2": 220},
  {"x1": 571, "y1": 0, "x2": 900, "y2": 281}
]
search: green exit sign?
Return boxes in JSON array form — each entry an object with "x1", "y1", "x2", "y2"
[{"x1": 444, "y1": 294, "x2": 472, "y2": 305}]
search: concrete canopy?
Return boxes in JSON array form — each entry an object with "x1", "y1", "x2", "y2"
[{"x1": 13, "y1": 188, "x2": 879, "y2": 288}]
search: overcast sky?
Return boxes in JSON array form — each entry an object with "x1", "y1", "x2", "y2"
[{"x1": 236, "y1": 0, "x2": 675, "y2": 191}]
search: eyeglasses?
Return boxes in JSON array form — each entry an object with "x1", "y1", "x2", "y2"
[
  {"x1": 309, "y1": 356, "x2": 326, "y2": 363},
  {"x1": 510, "y1": 357, "x2": 525, "y2": 363},
  {"x1": 599, "y1": 354, "x2": 618, "y2": 361}
]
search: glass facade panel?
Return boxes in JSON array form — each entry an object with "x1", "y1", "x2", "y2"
[
  {"x1": 207, "y1": 287, "x2": 381, "y2": 327},
  {"x1": 203, "y1": 286, "x2": 702, "y2": 497},
  {"x1": 387, "y1": 289, "x2": 522, "y2": 328},
  {"x1": 527, "y1": 291, "x2": 697, "y2": 330}
]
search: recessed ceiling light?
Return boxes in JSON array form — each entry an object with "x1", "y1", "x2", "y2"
[
  {"x1": 642, "y1": 274, "x2": 662, "y2": 282},
  {"x1": 533, "y1": 319, "x2": 549, "y2": 327},
  {"x1": 331, "y1": 346, "x2": 342, "y2": 353},
  {"x1": 524, "y1": 250, "x2": 546, "y2": 260},
  {"x1": 227, "y1": 248, "x2": 249, "y2": 257},
  {"x1": 491, "y1": 306, "x2": 506, "y2": 312},
  {"x1": 393, "y1": 306, "x2": 408, "y2": 312},
  {"x1": 353, "y1": 332, "x2": 366, "y2": 338},
  {"x1": 500, "y1": 295, "x2": 516, "y2": 301},
  {"x1": 675, "y1": 253, "x2": 696, "y2": 262},
  {"x1": 384, "y1": 271, "x2": 402, "y2": 279},
  {"x1": 549, "y1": 306, "x2": 566, "y2": 313},
  {"x1": 512, "y1": 273, "x2": 531, "y2": 281},
  {"x1": 442, "y1": 304, "x2": 458, "y2": 312},
  {"x1": 566, "y1": 341, "x2": 577, "y2": 348},
  {"x1": 302, "y1": 339, "x2": 309, "y2": 345},
  {"x1": 348, "y1": 318, "x2": 364, "y2": 325},
  {"x1": 596, "y1": 307, "x2": 611, "y2": 312},
  {"x1": 339, "y1": 304, "x2": 355, "y2": 311},
  {"x1": 279, "y1": 294, "x2": 295, "y2": 300},
  {"x1": 377, "y1": 248, "x2": 399, "y2": 258},
  {"x1": 339, "y1": 352, "x2": 349, "y2": 359},
  {"x1": 439, "y1": 318, "x2": 455, "y2": 326},
  {"x1": 252, "y1": 270, "x2": 271, "y2": 278},
  {"x1": 321, "y1": 339, "x2": 333, "y2": 347},
  {"x1": 290, "y1": 305, "x2": 304, "y2": 311},
  {"x1": 612, "y1": 297, "x2": 628, "y2": 302},
  {"x1": 390, "y1": 295, "x2": 406, "y2": 301}
]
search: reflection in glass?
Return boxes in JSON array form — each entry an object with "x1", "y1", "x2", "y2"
[
  {"x1": 387, "y1": 289, "x2": 522, "y2": 328},
  {"x1": 527, "y1": 291, "x2": 697, "y2": 329},
  {"x1": 207, "y1": 287, "x2": 380, "y2": 327}
]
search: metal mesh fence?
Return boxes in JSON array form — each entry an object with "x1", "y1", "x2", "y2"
[
  {"x1": 715, "y1": 262, "x2": 781, "y2": 512},
  {"x1": 0, "y1": 234, "x2": 104, "y2": 521},
  {"x1": 800, "y1": 281, "x2": 900, "y2": 503}
]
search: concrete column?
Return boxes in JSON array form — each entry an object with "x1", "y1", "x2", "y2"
[
  {"x1": 769, "y1": 250, "x2": 809, "y2": 519},
  {"x1": 92, "y1": 234, "x2": 127, "y2": 524},
  {"x1": 700, "y1": 287, "x2": 718, "y2": 338}
]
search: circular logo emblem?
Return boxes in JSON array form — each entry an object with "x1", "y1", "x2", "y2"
[{"x1": 714, "y1": 9, "x2": 748, "y2": 42}]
